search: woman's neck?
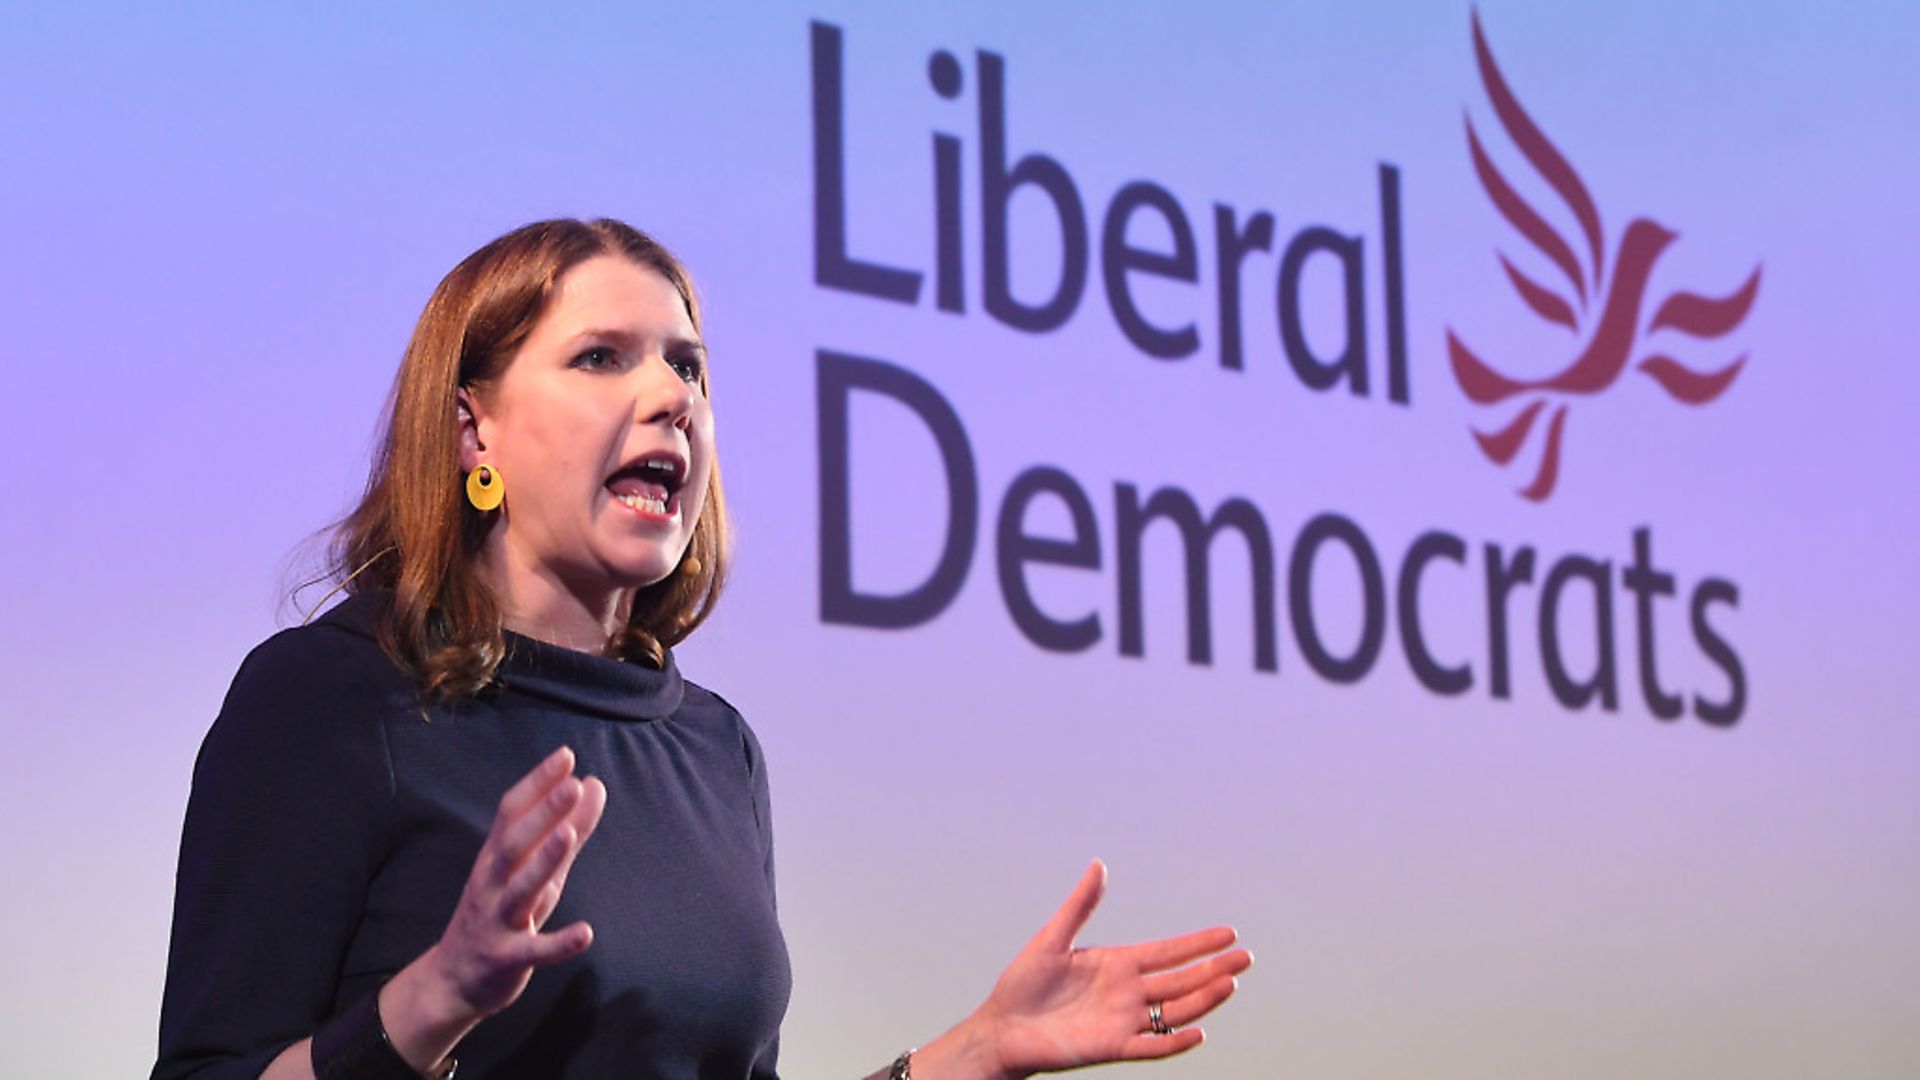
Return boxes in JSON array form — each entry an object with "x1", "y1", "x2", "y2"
[{"x1": 477, "y1": 543, "x2": 631, "y2": 655}]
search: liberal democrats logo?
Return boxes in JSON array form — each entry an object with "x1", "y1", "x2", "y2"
[{"x1": 1447, "y1": 11, "x2": 1761, "y2": 502}]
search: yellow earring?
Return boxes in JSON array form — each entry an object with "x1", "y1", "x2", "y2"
[
  {"x1": 466, "y1": 464, "x2": 505, "y2": 512},
  {"x1": 679, "y1": 554, "x2": 703, "y2": 577}
]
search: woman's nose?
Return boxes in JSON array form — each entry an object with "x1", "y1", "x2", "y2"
[{"x1": 635, "y1": 355, "x2": 694, "y2": 428}]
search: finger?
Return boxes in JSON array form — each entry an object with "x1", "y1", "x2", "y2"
[
  {"x1": 481, "y1": 748, "x2": 578, "y2": 879},
  {"x1": 502, "y1": 822, "x2": 578, "y2": 926},
  {"x1": 506, "y1": 919, "x2": 595, "y2": 968},
  {"x1": 1126, "y1": 925, "x2": 1239, "y2": 973},
  {"x1": 1158, "y1": 972, "x2": 1241, "y2": 1029},
  {"x1": 570, "y1": 776, "x2": 608, "y2": 848},
  {"x1": 1118, "y1": 1028, "x2": 1205, "y2": 1061},
  {"x1": 530, "y1": 879, "x2": 564, "y2": 930},
  {"x1": 1032, "y1": 859, "x2": 1107, "y2": 954},
  {"x1": 491, "y1": 747, "x2": 576, "y2": 837},
  {"x1": 490, "y1": 776, "x2": 584, "y2": 886},
  {"x1": 532, "y1": 778, "x2": 607, "y2": 929},
  {"x1": 1143, "y1": 948, "x2": 1253, "y2": 1003}
]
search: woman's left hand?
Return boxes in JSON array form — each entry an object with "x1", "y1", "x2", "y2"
[{"x1": 911, "y1": 860, "x2": 1252, "y2": 1080}]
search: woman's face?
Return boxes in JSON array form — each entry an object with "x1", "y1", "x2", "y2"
[{"x1": 463, "y1": 255, "x2": 713, "y2": 602}]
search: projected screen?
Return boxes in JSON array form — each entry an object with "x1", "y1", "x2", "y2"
[{"x1": 3, "y1": 5, "x2": 1916, "y2": 1077}]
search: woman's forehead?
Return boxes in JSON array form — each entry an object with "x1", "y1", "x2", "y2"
[{"x1": 546, "y1": 255, "x2": 696, "y2": 339}]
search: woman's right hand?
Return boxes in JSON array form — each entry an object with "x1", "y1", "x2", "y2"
[{"x1": 380, "y1": 745, "x2": 608, "y2": 1072}]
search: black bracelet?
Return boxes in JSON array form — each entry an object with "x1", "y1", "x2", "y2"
[{"x1": 311, "y1": 987, "x2": 457, "y2": 1080}]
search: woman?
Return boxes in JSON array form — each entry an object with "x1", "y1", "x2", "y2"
[{"x1": 153, "y1": 219, "x2": 1250, "y2": 1079}]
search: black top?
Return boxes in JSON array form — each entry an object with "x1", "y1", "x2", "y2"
[{"x1": 153, "y1": 593, "x2": 791, "y2": 1078}]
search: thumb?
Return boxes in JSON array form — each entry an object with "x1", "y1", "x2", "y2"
[{"x1": 1031, "y1": 859, "x2": 1107, "y2": 954}]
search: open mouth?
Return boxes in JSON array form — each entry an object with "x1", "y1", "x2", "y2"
[{"x1": 605, "y1": 452, "x2": 685, "y2": 518}]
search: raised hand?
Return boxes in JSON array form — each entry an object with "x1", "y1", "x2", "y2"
[
  {"x1": 261, "y1": 745, "x2": 609, "y2": 1080},
  {"x1": 380, "y1": 746, "x2": 608, "y2": 1072},
  {"x1": 424, "y1": 744, "x2": 608, "y2": 1015},
  {"x1": 912, "y1": 860, "x2": 1252, "y2": 1080}
]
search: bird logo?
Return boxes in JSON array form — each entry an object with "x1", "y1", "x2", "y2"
[{"x1": 1447, "y1": 10, "x2": 1760, "y2": 501}]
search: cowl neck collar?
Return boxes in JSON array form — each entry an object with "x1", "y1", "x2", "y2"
[
  {"x1": 319, "y1": 592, "x2": 684, "y2": 723},
  {"x1": 497, "y1": 629, "x2": 684, "y2": 723}
]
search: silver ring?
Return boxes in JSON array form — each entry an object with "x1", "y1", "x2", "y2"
[{"x1": 1148, "y1": 1000, "x2": 1172, "y2": 1036}]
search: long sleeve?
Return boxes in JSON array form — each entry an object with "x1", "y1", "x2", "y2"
[
  {"x1": 152, "y1": 627, "x2": 398, "y2": 1079},
  {"x1": 155, "y1": 594, "x2": 792, "y2": 1078}
]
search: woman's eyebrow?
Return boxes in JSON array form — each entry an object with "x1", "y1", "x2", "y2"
[
  {"x1": 566, "y1": 328, "x2": 704, "y2": 355},
  {"x1": 568, "y1": 327, "x2": 641, "y2": 349}
]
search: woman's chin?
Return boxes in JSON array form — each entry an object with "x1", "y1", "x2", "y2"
[{"x1": 602, "y1": 551, "x2": 685, "y2": 592}]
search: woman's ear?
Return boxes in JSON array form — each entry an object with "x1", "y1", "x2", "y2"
[{"x1": 457, "y1": 387, "x2": 487, "y2": 472}]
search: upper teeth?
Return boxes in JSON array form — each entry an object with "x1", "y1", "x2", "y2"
[{"x1": 644, "y1": 460, "x2": 676, "y2": 476}]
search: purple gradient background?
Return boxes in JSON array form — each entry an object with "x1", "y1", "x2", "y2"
[{"x1": 3, "y1": 3, "x2": 1916, "y2": 1076}]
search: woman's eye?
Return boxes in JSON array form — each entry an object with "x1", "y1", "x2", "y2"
[
  {"x1": 571, "y1": 346, "x2": 620, "y2": 371},
  {"x1": 668, "y1": 354, "x2": 705, "y2": 385}
]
